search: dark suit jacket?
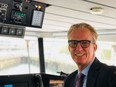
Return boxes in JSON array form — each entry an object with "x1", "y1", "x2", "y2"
[{"x1": 64, "y1": 58, "x2": 116, "y2": 87}]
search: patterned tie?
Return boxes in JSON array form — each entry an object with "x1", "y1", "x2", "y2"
[{"x1": 76, "y1": 73, "x2": 85, "y2": 87}]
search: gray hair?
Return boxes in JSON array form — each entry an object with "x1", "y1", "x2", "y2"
[{"x1": 67, "y1": 22, "x2": 98, "y2": 43}]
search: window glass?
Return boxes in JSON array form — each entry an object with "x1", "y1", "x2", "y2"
[
  {"x1": 44, "y1": 38, "x2": 77, "y2": 75},
  {"x1": 96, "y1": 41, "x2": 116, "y2": 66},
  {"x1": 0, "y1": 37, "x2": 40, "y2": 75}
]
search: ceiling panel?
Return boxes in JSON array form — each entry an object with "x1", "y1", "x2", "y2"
[{"x1": 26, "y1": 0, "x2": 116, "y2": 42}]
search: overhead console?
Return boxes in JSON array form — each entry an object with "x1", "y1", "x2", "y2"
[
  {"x1": 0, "y1": 0, "x2": 47, "y2": 37},
  {"x1": 0, "y1": 0, "x2": 46, "y2": 28}
]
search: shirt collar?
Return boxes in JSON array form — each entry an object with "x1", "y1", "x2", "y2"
[{"x1": 78, "y1": 57, "x2": 95, "y2": 76}]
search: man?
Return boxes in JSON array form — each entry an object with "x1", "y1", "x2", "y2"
[{"x1": 64, "y1": 23, "x2": 116, "y2": 87}]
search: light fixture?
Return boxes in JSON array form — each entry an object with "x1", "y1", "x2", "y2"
[{"x1": 90, "y1": 7, "x2": 104, "y2": 14}]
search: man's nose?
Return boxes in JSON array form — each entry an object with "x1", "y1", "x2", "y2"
[{"x1": 75, "y1": 43, "x2": 83, "y2": 50}]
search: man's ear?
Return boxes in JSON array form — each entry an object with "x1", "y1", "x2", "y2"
[{"x1": 94, "y1": 44, "x2": 97, "y2": 51}]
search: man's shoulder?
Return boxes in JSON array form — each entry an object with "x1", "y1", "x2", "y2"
[
  {"x1": 97, "y1": 61, "x2": 116, "y2": 75},
  {"x1": 99, "y1": 61, "x2": 116, "y2": 70},
  {"x1": 64, "y1": 70, "x2": 77, "y2": 82},
  {"x1": 64, "y1": 70, "x2": 77, "y2": 87},
  {"x1": 92, "y1": 58, "x2": 116, "y2": 70},
  {"x1": 104, "y1": 64, "x2": 116, "y2": 72},
  {"x1": 67, "y1": 70, "x2": 77, "y2": 78},
  {"x1": 89, "y1": 58, "x2": 116, "y2": 75}
]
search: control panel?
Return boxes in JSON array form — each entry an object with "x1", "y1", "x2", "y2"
[
  {"x1": 0, "y1": 23, "x2": 25, "y2": 38},
  {"x1": 0, "y1": 0, "x2": 46, "y2": 28}
]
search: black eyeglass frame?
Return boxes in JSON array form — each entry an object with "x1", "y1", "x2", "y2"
[{"x1": 68, "y1": 40, "x2": 95, "y2": 48}]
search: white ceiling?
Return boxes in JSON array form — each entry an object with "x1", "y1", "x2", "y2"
[{"x1": 25, "y1": 0, "x2": 116, "y2": 42}]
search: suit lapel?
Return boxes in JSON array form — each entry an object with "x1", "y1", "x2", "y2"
[
  {"x1": 86, "y1": 58, "x2": 101, "y2": 87},
  {"x1": 73, "y1": 70, "x2": 78, "y2": 87}
]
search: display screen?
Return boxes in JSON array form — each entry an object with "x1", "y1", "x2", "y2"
[
  {"x1": 4, "y1": 84, "x2": 13, "y2": 87},
  {"x1": 31, "y1": 10, "x2": 43, "y2": 27},
  {"x1": 1, "y1": 83, "x2": 28, "y2": 87},
  {"x1": 14, "y1": 11, "x2": 26, "y2": 17}
]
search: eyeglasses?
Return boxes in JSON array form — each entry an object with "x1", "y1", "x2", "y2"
[{"x1": 68, "y1": 40, "x2": 94, "y2": 48}]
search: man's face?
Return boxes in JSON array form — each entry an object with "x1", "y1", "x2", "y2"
[{"x1": 68, "y1": 28, "x2": 97, "y2": 69}]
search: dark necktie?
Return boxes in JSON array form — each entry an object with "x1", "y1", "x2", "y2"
[{"x1": 76, "y1": 73, "x2": 85, "y2": 87}]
